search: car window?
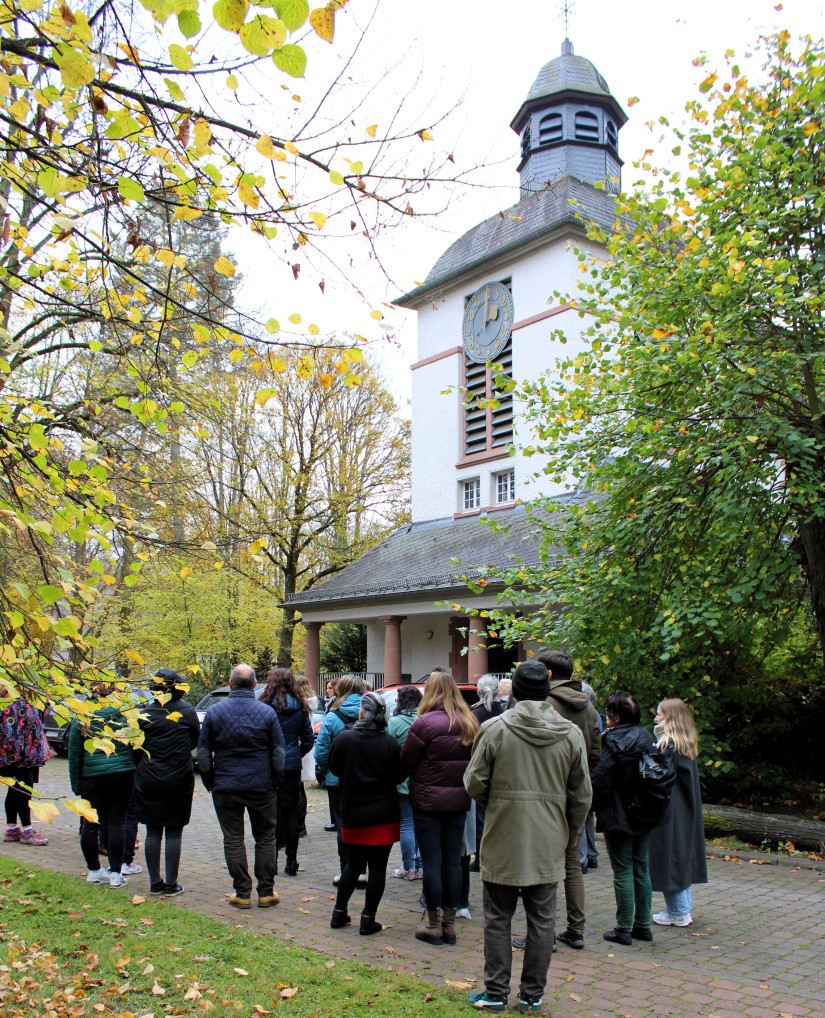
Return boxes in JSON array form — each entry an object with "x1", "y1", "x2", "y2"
[{"x1": 195, "y1": 691, "x2": 229, "y2": 713}]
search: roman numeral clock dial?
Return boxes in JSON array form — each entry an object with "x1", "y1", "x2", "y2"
[{"x1": 462, "y1": 281, "x2": 513, "y2": 363}]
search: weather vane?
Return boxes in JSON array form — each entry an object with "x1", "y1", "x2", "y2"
[{"x1": 558, "y1": 0, "x2": 575, "y2": 38}]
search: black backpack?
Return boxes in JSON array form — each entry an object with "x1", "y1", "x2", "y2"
[
  {"x1": 624, "y1": 745, "x2": 677, "y2": 828},
  {"x1": 315, "y1": 708, "x2": 356, "y2": 783}
]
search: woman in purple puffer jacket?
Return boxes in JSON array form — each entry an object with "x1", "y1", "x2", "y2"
[{"x1": 400, "y1": 669, "x2": 478, "y2": 947}]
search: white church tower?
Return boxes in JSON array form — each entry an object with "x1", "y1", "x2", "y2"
[{"x1": 287, "y1": 41, "x2": 627, "y2": 687}]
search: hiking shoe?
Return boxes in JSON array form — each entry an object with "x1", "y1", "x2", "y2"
[
  {"x1": 228, "y1": 893, "x2": 252, "y2": 909},
  {"x1": 557, "y1": 929, "x2": 584, "y2": 949},
  {"x1": 164, "y1": 884, "x2": 185, "y2": 897},
  {"x1": 468, "y1": 990, "x2": 507, "y2": 1011},
  {"x1": 652, "y1": 911, "x2": 692, "y2": 927},
  {"x1": 603, "y1": 928, "x2": 632, "y2": 946},
  {"x1": 456, "y1": 907, "x2": 472, "y2": 920},
  {"x1": 121, "y1": 862, "x2": 143, "y2": 875},
  {"x1": 631, "y1": 926, "x2": 653, "y2": 941},
  {"x1": 3, "y1": 826, "x2": 20, "y2": 842},
  {"x1": 20, "y1": 828, "x2": 48, "y2": 846},
  {"x1": 86, "y1": 867, "x2": 110, "y2": 883},
  {"x1": 517, "y1": 994, "x2": 542, "y2": 1014},
  {"x1": 257, "y1": 892, "x2": 279, "y2": 908},
  {"x1": 109, "y1": 872, "x2": 128, "y2": 888}
]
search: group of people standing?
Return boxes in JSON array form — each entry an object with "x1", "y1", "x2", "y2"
[{"x1": 1, "y1": 655, "x2": 707, "y2": 1016}]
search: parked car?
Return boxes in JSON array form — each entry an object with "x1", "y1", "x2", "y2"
[
  {"x1": 43, "y1": 687, "x2": 152, "y2": 756},
  {"x1": 378, "y1": 680, "x2": 478, "y2": 718},
  {"x1": 195, "y1": 685, "x2": 325, "y2": 738}
]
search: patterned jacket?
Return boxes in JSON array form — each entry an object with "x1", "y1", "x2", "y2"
[{"x1": 0, "y1": 696, "x2": 48, "y2": 768}]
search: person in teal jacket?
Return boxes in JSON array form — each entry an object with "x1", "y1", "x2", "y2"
[
  {"x1": 388, "y1": 685, "x2": 423, "y2": 879},
  {"x1": 313, "y1": 674, "x2": 364, "y2": 882},
  {"x1": 68, "y1": 684, "x2": 137, "y2": 888}
]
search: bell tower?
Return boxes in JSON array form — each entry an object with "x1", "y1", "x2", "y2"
[{"x1": 511, "y1": 38, "x2": 627, "y2": 197}]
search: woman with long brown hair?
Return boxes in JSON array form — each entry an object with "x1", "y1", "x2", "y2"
[
  {"x1": 400, "y1": 669, "x2": 478, "y2": 947},
  {"x1": 649, "y1": 698, "x2": 707, "y2": 927},
  {"x1": 260, "y1": 668, "x2": 313, "y2": 876}
]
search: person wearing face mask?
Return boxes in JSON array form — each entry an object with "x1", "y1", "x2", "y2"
[{"x1": 648, "y1": 698, "x2": 707, "y2": 927}]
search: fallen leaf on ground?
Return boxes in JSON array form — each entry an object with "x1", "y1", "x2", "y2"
[
  {"x1": 297, "y1": 908, "x2": 311, "y2": 914},
  {"x1": 569, "y1": 993, "x2": 582, "y2": 1002},
  {"x1": 252, "y1": 1007, "x2": 272, "y2": 1015},
  {"x1": 140, "y1": 917, "x2": 154, "y2": 926},
  {"x1": 301, "y1": 896, "x2": 318, "y2": 902},
  {"x1": 280, "y1": 987, "x2": 299, "y2": 998},
  {"x1": 324, "y1": 961, "x2": 335, "y2": 969},
  {"x1": 233, "y1": 968, "x2": 249, "y2": 976},
  {"x1": 151, "y1": 980, "x2": 165, "y2": 995},
  {"x1": 143, "y1": 963, "x2": 155, "y2": 974},
  {"x1": 130, "y1": 894, "x2": 147, "y2": 904},
  {"x1": 193, "y1": 955, "x2": 213, "y2": 962},
  {"x1": 342, "y1": 975, "x2": 353, "y2": 981},
  {"x1": 167, "y1": 944, "x2": 181, "y2": 951},
  {"x1": 565, "y1": 974, "x2": 575, "y2": 982},
  {"x1": 444, "y1": 980, "x2": 473, "y2": 989}
]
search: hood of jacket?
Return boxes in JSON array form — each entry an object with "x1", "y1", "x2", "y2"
[
  {"x1": 547, "y1": 680, "x2": 591, "y2": 713},
  {"x1": 604, "y1": 722, "x2": 652, "y2": 756},
  {"x1": 334, "y1": 693, "x2": 362, "y2": 719},
  {"x1": 500, "y1": 700, "x2": 574, "y2": 746}
]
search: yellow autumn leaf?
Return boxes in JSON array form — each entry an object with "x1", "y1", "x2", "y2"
[
  {"x1": 370, "y1": 309, "x2": 383, "y2": 320},
  {"x1": 343, "y1": 347, "x2": 363, "y2": 362},
  {"x1": 172, "y1": 205, "x2": 203, "y2": 222},
  {"x1": 296, "y1": 355, "x2": 313, "y2": 379},
  {"x1": 318, "y1": 373, "x2": 333, "y2": 389},
  {"x1": 214, "y1": 256, "x2": 236, "y2": 277},
  {"x1": 238, "y1": 181, "x2": 259, "y2": 208},
  {"x1": 65, "y1": 798, "x2": 99, "y2": 823},
  {"x1": 167, "y1": 711, "x2": 182, "y2": 722},
  {"x1": 417, "y1": 128, "x2": 432, "y2": 141},
  {"x1": 366, "y1": 123, "x2": 377, "y2": 138},
  {"x1": 308, "y1": 211, "x2": 327, "y2": 229},
  {"x1": 284, "y1": 140, "x2": 300, "y2": 155},
  {"x1": 193, "y1": 117, "x2": 212, "y2": 151},
  {"x1": 309, "y1": 5, "x2": 334, "y2": 42},
  {"x1": 288, "y1": 312, "x2": 301, "y2": 324},
  {"x1": 156, "y1": 248, "x2": 176, "y2": 267},
  {"x1": 30, "y1": 799, "x2": 60, "y2": 824},
  {"x1": 179, "y1": 567, "x2": 192, "y2": 579},
  {"x1": 239, "y1": 15, "x2": 287, "y2": 56},
  {"x1": 280, "y1": 987, "x2": 298, "y2": 998},
  {"x1": 802, "y1": 122, "x2": 819, "y2": 135},
  {"x1": 57, "y1": 50, "x2": 95, "y2": 89},
  {"x1": 256, "y1": 134, "x2": 277, "y2": 159}
]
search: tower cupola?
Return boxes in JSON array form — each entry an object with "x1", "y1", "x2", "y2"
[{"x1": 511, "y1": 39, "x2": 627, "y2": 197}]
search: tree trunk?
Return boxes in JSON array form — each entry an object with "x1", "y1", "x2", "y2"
[
  {"x1": 798, "y1": 514, "x2": 825, "y2": 668},
  {"x1": 277, "y1": 605, "x2": 297, "y2": 669},
  {"x1": 703, "y1": 804, "x2": 825, "y2": 852}
]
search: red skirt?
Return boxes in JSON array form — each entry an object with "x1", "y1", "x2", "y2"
[{"x1": 340, "y1": 821, "x2": 400, "y2": 846}]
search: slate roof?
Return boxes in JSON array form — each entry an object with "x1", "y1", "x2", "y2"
[
  {"x1": 395, "y1": 176, "x2": 618, "y2": 308},
  {"x1": 286, "y1": 493, "x2": 593, "y2": 611},
  {"x1": 526, "y1": 49, "x2": 613, "y2": 103}
]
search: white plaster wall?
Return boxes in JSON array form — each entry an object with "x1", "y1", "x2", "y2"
[
  {"x1": 410, "y1": 354, "x2": 462, "y2": 522},
  {"x1": 410, "y1": 233, "x2": 603, "y2": 520}
]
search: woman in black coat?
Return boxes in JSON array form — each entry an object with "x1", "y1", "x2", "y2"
[
  {"x1": 327, "y1": 692, "x2": 405, "y2": 935},
  {"x1": 260, "y1": 668, "x2": 313, "y2": 877},
  {"x1": 649, "y1": 698, "x2": 707, "y2": 927},
  {"x1": 133, "y1": 669, "x2": 200, "y2": 895}
]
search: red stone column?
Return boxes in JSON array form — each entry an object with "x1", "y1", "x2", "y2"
[
  {"x1": 378, "y1": 615, "x2": 406, "y2": 684},
  {"x1": 303, "y1": 621, "x2": 322, "y2": 691},
  {"x1": 467, "y1": 615, "x2": 489, "y2": 683}
]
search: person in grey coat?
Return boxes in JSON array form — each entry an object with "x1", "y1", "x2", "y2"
[
  {"x1": 197, "y1": 664, "x2": 285, "y2": 910},
  {"x1": 649, "y1": 698, "x2": 707, "y2": 926}
]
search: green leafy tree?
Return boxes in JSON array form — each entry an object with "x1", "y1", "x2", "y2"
[
  {"x1": 489, "y1": 33, "x2": 825, "y2": 698},
  {"x1": 320, "y1": 622, "x2": 366, "y2": 672}
]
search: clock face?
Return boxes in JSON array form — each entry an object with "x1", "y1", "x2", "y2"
[{"x1": 462, "y1": 281, "x2": 514, "y2": 364}]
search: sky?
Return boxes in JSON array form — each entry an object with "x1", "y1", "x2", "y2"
[{"x1": 232, "y1": 0, "x2": 825, "y2": 407}]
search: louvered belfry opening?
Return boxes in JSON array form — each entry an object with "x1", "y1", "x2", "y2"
[{"x1": 463, "y1": 338, "x2": 514, "y2": 457}]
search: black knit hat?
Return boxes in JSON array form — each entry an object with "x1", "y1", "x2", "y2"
[{"x1": 511, "y1": 660, "x2": 550, "y2": 702}]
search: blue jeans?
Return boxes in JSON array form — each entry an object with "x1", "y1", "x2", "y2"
[
  {"x1": 664, "y1": 887, "x2": 692, "y2": 918},
  {"x1": 413, "y1": 809, "x2": 465, "y2": 909},
  {"x1": 578, "y1": 809, "x2": 597, "y2": 865},
  {"x1": 399, "y1": 795, "x2": 421, "y2": 872}
]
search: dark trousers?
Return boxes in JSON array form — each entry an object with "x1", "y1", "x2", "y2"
[
  {"x1": 145, "y1": 824, "x2": 183, "y2": 890},
  {"x1": 604, "y1": 829, "x2": 652, "y2": 932},
  {"x1": 212, "y1": 789, "x2": 278, "y2": 897},
  {"x1": 334, "y1": 843, "x2": 393, "y2": 918},
  {"x1": 100, "y1": 804, "x2": 138, "y2": 863},
  {"x1": 483, "y1": 881, "x2": 558, "y2": 1000},
  {"x1": 326, "y1": 786, "x2": 348, "y2": 870},
  {"x1": 276, "y1": 771, "x2": 301, "y2": 859},
  {"x1": 2, "y1": 766, "x2": 38, "y2": 827},
  {"x1": 80, "y1": 773, "x2": 135, "y2": 873},
  {"x1": 414, "y1": 809, "x2": 466, "y2": 909}
]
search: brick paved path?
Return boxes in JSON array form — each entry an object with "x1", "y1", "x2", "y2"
[{"x1": 3, "y1": 759, "x2": 823, "y2": 1018}]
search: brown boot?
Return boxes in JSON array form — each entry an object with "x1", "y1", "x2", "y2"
[
  {"x1": 415, "y1": 908, "x2": 443, "y2": 945},
  {"x1": 441, "y1": 906, "x2": 457, "y2": 945}
]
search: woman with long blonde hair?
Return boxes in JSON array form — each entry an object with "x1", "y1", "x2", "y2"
[
  {"x1": 648, "y1": 698, "x2": 707, "y2": 927},
  {"x1": 400, "y1": 670, "x2": 478, "y2": 947}
]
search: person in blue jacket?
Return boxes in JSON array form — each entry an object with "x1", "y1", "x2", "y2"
[
  {"x1": 313, "y1": 674, "x2": 365, "y2": 883},
  {"x1": 260, "y1": 668, "x2": 313, "y2": 877}
]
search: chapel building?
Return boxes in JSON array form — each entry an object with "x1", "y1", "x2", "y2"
[{"x1": 287, "y1": 40, "x2": 626, "y2": 687}]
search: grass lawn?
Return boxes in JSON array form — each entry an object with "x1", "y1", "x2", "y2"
[{"x1": 0, "y1": 857, "x2": 464, "y2": 1017}]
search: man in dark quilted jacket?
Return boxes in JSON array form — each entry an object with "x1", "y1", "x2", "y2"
[{"x1": 197, "y1": 664, "x2": 285, "y2": 909}]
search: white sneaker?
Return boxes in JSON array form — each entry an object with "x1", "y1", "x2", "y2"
[
  {"x1": 86, "y1": 867, "x2": 109, "y2": 883},
  {"x1": 121, "y1": 862, "x2": 143, "y2": 875},
  {"x1": 456, "y1": 907, "x2": 472, "y2": 920},
  {"x1": 109, "y1": 872, "x2": 128, "y2": 888},
  {"x1": 652, "y1": 911, "x2": 692, "y2": 927}
]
